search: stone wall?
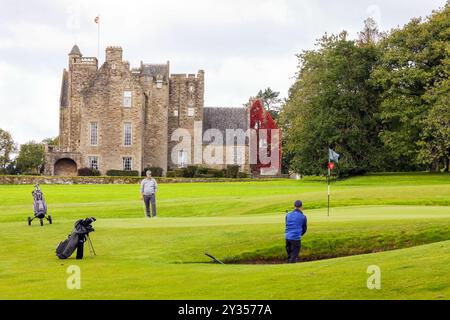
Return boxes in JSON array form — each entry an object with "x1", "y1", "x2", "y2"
[
  {"x1": 79, "y1": 53, "x2": 144, "y2": 174},
  {"x1": 0, "y1": 175, "x2": 276, "y2": 185},
  {"x1": 168, "y1": 71, "x2": 204, "y2": 168}
]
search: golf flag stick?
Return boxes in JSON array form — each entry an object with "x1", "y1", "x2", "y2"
[{"x1": 327, "y1": 168, "x2": 330, "y2": 217}]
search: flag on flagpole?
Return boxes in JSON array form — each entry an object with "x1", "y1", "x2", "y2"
[{"x1": 328, "y1": 148, "x2": 340, "y2": 163}]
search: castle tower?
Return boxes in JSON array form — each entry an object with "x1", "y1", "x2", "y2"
[{"x1": 168, "y1": 70, "x2": 205, "y2": 168}]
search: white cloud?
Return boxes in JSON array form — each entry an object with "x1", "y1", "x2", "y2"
[
  {"x1": 0, "y1": 0, "x2": 447, "y2": 144},
  {"x1": 0, "y1": 62, "x2": 60, "y2": 144}
]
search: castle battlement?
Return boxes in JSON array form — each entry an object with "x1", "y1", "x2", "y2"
[
  {"x1": 105, "y1": 46, "x2": 123, "y2": 50},
  {"x1": 171, "y1": 72, "x2": 204, "y2": 79},
  {"x1": 74, "y1": 57, "x2": 98, "y2": 65}
]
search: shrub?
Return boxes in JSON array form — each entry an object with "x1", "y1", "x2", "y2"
[
  {"x1": 78, "y1": 167, "x2": 101, "y2": 176},
  {"x1": 166, "y1": 171, "x2": 176, "y2": 178},
  {"x1": 141, "y1": 167, "x2": 163, "y2": 177},
  {"x1": 206, "y1": 168, "x2": 225, "y2": 178},
  {"x1": 194, "y1": 166, "x2": 208, "y2": 177},
  {"x1": 174, "y1": 168, "x2": 186, "y2": 177},
  {"x1": 106, "y1": 169, "x2": 139, "y2": 177},
  {"x1": 184, "y1": 165, "x2": 197, "y2": 178},
  {"x1": 225, "y1": 165, "x2": 240, "y2": 178},
  {"x1": 196, "y1": 174, "x2": 215, "y2": 178},
  {"x1": 237, "y1": 171, "x2": 249, "y2": 178}
]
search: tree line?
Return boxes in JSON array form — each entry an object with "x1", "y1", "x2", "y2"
[
  {"x1": 0, "y1": 129, "x2": 58, "y2": 175},
  {"x1": 279, "y1": 4, "x2": 449, "y2": 176}
]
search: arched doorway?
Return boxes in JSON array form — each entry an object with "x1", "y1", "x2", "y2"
[{"x1": 54, "y1": 158, "x2": 77, "y2": 176}]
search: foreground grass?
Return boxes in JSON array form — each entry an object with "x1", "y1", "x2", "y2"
[
  {"x1": 0, "y1": 211, "x2": 449, "y2": 299},
  {"x1": 0, "y1": 173, "x2": 449, "y2": 299}
]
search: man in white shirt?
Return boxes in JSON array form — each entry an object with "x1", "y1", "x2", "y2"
[{"x1": 140, "y1": 170, "x2": 158, "y2": 218}]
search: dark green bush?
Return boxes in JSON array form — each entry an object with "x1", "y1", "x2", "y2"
[
  {"x1": 174, "y1": 168, "x2": 186, "y2": 177},
  {"x1": 206, "y1": 168, "x2": 225, "y2": 177},
  {"x1": 166, "y1": 171, "x2": 176, "y2": 177},
  {"x1": 106, "y1": 170, "x2": 139, "y2": 177},
  {"x1": 225, "y1": 165, "x2": 240, "y2": 178},
  {"x1": 141, "y1": 167, "x2": 163, "y2": 177},
  {"x1": 237, "y1": 171, "x2": 249, "y2": 178},
  {"x1": 78, "y1": 167, "x2": 101, "y2": 176},
  {"x1": 194, "y1": 166, "x2": 208, "y2": 177},
  {"x1": 185, "y1": 165, "x2": 197, "y2": 178}
]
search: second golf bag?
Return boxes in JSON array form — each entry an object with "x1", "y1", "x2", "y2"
[{"x1": 56, "y1": 217, "x2": 96, "y2": 259}]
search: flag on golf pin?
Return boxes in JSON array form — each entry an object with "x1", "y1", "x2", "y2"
[{"x1": 328, "y1": 162, "x2": 335, "y2": 170}]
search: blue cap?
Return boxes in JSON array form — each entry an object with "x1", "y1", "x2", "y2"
[{"x1": 294, "y1": 200, "x2": 302, "y2": 208}]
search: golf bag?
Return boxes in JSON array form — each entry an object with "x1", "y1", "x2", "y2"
[
  {"x1": 28, "y1": 184, "x2": 52, "y2": 226},
  {"x1": 56, "y1": 217, "x2": 96, "y2": 259}
]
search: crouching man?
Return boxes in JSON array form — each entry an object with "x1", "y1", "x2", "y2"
[
  {"x1": 285, "y1": 200, "x2": 307, "y2": 263},
  {"x1": 141, "y1": 170, "x2": 158, "y2": 218}
]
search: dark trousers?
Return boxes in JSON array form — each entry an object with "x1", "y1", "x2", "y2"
[
  {"x1": 143, "y1": 194, "x2": 157, "y2": 217},
  {"x1": 286, "y1": 239, "x2": 301, "y2": 263}
]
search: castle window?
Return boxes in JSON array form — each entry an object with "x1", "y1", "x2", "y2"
[
  {"x1": 88, "y1": 156, "x2": 98, "y2": 170},
  {"x1": 124, "y1": 122, "x2": 132, "y2": 146},
  {"x1": 174, "y1": 110, "x2": 179, "y2": 117},
  {"x1": 123, "y1": 91, "x2": 132, "y2": 108},
  {"x1": 90, "y1": 122, "x2": 98, "y2": 146},
  {"x1": 156, "y1": 80, "x2": 163, "y2": 89},
  {"x1": 122, "y1": 157, "x2": 132, "y2": 171},
  {"x1": 178, "y1": 150, "x2": 187, "y2": 168},
  {"x1": 187, "y1": 107, "x2": 195, "y2": 117}
]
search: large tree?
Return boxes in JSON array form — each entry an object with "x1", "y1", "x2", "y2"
[
  {"x1": 417, "y1": 78, "x2": 450, "y2": 171},
  {"x1": 0, "y1": 128, "x2": 17, "y2": 173},
  {"x1": 15, "y1": 141, "x2": 45, "y2": 174},
  {"x1": 280, "y1": 31, "x2": 383, "y2": 175},
  {"x1": 371, "y1": 4, "x2": 450, "y2": 171},
  {"x1": 244, "y1": 87, "x2": 283, "y2": 121}
]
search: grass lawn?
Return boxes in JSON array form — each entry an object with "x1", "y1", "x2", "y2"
[{"x1": 0, "y1": 173, "x2": 449, "y2": 299}]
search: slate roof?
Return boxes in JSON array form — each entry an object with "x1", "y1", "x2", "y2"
[
  {"x1": 139, "y1": 63, "x2": 169, "y2": 79},
  {"x1": 202, "y1": 107, "x2": 248, "y2": 136},
  {"x1": 69, "y1": 44, "x2": 82, "y2": 56},
  {"x1": 60, "y1": 70, "x2": 69, "y2": 107}
]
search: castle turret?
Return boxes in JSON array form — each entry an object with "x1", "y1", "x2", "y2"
[
  {"x1": 105, "y1": 46, "x2": 123, "y2": 63},
  {"x1": 68, "y1": 44, "x2": 82, "y2": 69}
]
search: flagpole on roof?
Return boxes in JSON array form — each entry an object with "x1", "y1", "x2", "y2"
[{"x1": 95, "y1": 15, "x2": 100, "y2": 61}]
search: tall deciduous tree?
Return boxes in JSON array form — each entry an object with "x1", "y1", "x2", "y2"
[
  {"x1": 244, "y1": 87, "x2": 283, "y2": 120},
  {"x1": 15, "y1": 141, "x2": 45, "y2": 174},
  {"x1": 0, "y1": 128, "x2": 17, "y2": 172},
  {"x1": 280, "y1": 31, "x2": 383, "y2": 175},
  {"x1": 371, "y1": 4, "x2": 449, "y2": 171}
]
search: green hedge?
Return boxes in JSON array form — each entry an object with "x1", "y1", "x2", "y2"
[
  {"x1": 78, "y1": 167, "x2": 101, "y2": 176},
  {"x1": 141, "y1": 167, "x2": 163, "y2": 177},
  {"x1": 106, "y1": 170, "x2": 139, "y2": 177},
  {"x1": 225, "y1": 165, "x2": 240, "y2": 178}
]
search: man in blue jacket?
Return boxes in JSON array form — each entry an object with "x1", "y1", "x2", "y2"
[{"x1": 285, "y1": 200, "x2": 308, "y2": 263}]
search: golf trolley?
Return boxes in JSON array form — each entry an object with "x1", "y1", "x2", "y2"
[{"x1": 28, "y1": 184, "x2": 52, "y2": 226}]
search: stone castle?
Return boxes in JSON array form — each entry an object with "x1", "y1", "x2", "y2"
[{"x1": 44, "y1": 45, "x2": 258, "y2": 176}]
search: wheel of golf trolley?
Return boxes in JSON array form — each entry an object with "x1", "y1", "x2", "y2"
[
  {"x1": 28, "y1": 217, "x2": 31, "y2": 226},
  {"x1": 48, "y1": 215, "x2": 52, "y2": 224},
  {"x1": 40, "y1": 219, "x2": 44, "y2": 226}
]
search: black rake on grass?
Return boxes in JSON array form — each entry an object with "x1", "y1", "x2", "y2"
[{"x1": 205, "y1": 253, "x2": 225, "y2": 264}]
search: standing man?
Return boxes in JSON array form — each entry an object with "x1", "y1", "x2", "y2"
[
  {"x1": 141, "y1": 170, "x2": 158, "y2": 218},
  {"x1": 285, "y1": 200, "x2": 307, "y2": 263}
]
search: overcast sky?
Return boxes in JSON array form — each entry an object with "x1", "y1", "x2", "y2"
[{"x1": 0, "y1": 0, "x2": 446, "y2": 144}]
